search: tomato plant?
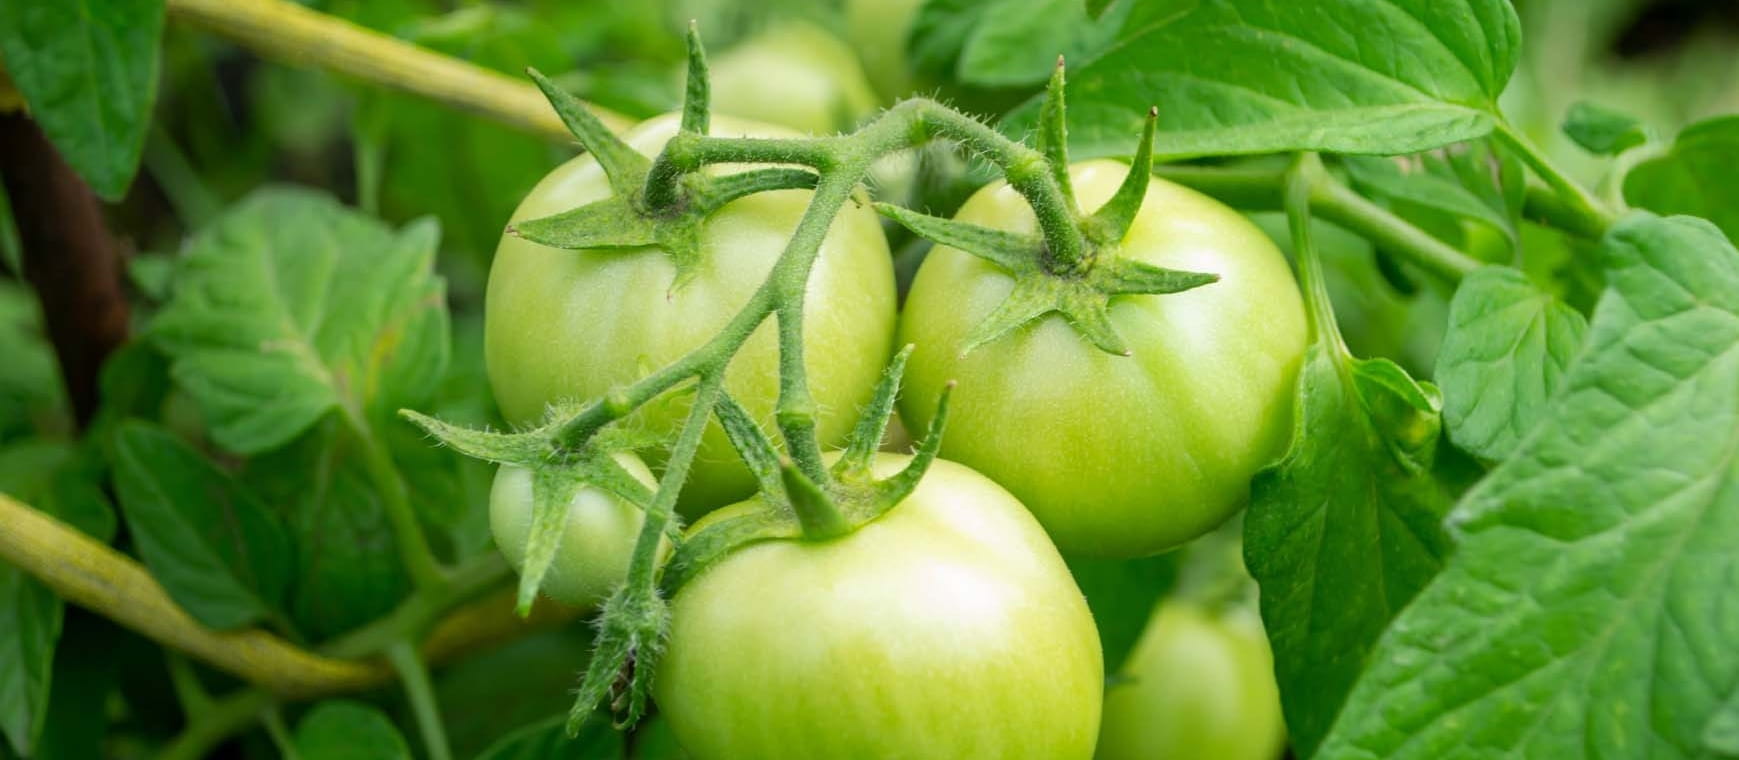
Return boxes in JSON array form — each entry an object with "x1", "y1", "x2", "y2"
[
  {"x1": 899, "y1": 159, "x2": 1307, "y2": 558},
  {"x1": 655, "y1": 455, "x2": 1103, "y2": 759},
  {"x1": 486, "y1": 112, "x2": 897, "y2": 514},
  {"x1": 1097, "y1": 599, "x2": 1285, "y2": 760},
  {"x1": 3, "y1": 2, "x2": 1737, "y2": 759}
]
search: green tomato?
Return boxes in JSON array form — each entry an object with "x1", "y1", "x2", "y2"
[
  {"x1": 655, "y1": 455, "x2": 1103, "y2": 760},
  {"x1": 845, "y1": 0, "x2": 925, "y2": 103},
  {"x1": 488, "y1": 454, "x2": 663, "y2": 609},
  {"x1": 486, "y1": 113, "x2": 897, "y2": 515},
  {"x1": 707, "y1": 21, "x2": 879, "y2": 135},
  {"x1": 1097, "y1": 600, "x2": 1285, "y2": 760},
  {"x1": 898, "y1": 160, "x2": 1307, "y2": 557}
]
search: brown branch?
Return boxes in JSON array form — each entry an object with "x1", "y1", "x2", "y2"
[{"x1": 0, "y1": 114, "x2": 131, "y2": 428}]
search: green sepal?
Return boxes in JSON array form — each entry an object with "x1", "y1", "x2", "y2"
[
  {"x1": 527, "y1": 68, "x2": 649, "y2": 200},
  {"x1": 874, "y1": 202, "x2": 1043, "y2": 273},
  {"x1": 659, "y1": 504, "x2": 799, "y2": 593},
  {"x1": 865, "y1": 380, "x2": 952, "y2": 516},
  {"x1": 1087, "y1": 106, "x2": 1158, "y2": 246},
  {"x1": 781, "y1": 458, "x2": 850, "y2": 540},
  {"x1": 714, "y1": 393, "x2": 785, "y2": 500},
  {"x1": 507, "y1": 196, "x2": 659, "y2": 249},
  {"x1": 1037, "y1": 57, "x2": 1076, "y2": 214},
  {"x1": 679, "y1": 22, "x2": 710, "y2": 135},
  {"x1": 693, "y1": 168, "x2": 819, "y2": 210},
  {"x1": 399, "y1": 409, "x2": 547, "y2": 463},
  {"x1": 834, "y1": 344, "x2": 914, "y2": 480},
  {"x1": 565, "y1": 585, "x2": 670, "y2": 734}
]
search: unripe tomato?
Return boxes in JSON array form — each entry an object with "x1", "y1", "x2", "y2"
[
  {"x1": 655, "y1": 455, "x2": 1103, "y2": 759},
  {"x1": 488, "y1": 454, "x2": 664, "y2": 609},
  {"x1": 707, "y1": 21, "x2": 879, "y2": 135},
  {"x1": 1097, "y1": 600, "x2": 1286, "y2": 760},
  {"x1": 898, "y1": 160, "x2": 1307, "y2": 557},
  {"x1": 486, "y1": 113, "x2": 897, "y2": 515},
  {"x1": 844, "y1": 0, "x2": 926, "y2": 103}
]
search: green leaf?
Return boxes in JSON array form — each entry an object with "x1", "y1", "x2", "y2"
[
  {"x1": 1436, "y1": 266, "x2": 1588, "y2": 462},
  {"x1": 0, "y1": 282, "x2": 66, "y2": 441},
  {"x1": 152, "y1": 188, "x2": 449, "y2": 455},
  {"x1": 1244, "y1": 345, "x2": 1453, "y2": 757},
  {"x1": 110, "y1": 421, "x2": 293, "y2": 630},
  {"x1": 241, "y1": 416, "x2": 409, "y2": 640},
  {"x1": 0, "y1": 0, "x2": 164, "y2": 199},
  {"x1": 475, "y1": 713, "x2": 625, "y2": 760},
  {"x1": 1319, "y1": 213, "x2": 1739, "y2": 759},
  {"x1": 1343, "y1": 154, "x2": 1516, "y2": 245},
  {"x1": 1562, "y1": 100, "x2": 1648, "y2": 156},
  {"x1": 293, "y1": 701, "x2": 411, "y2": 760},
  {"x1": 1624, "y1": 116, "x2": 1739, "y2": 243},
  {"x1": 953, "y1": 0, "x2": 1128, "y2": 87},
  {"x1": 1012, "y1": 0, "x2": 1519, "y2": 159}
]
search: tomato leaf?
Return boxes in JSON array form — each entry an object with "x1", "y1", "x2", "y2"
[
  {"x1": 1563, "y1": 100, "x2": 1649, "y2": 156},
  {"x1": 241, "y1": 416, "x2": 410, "y2": 641},
  {"x1": 110, "y1": 422, "x2": 293, "y2": 631},
  {"x1": 1319, "y1": 213, "x2": 1739, "y2": 759},
  {"x1": 0, "y1": 0, "x2": 164, "y2": 200},
  {"x1": 1343, "y1": 154, "x2": 1517, "y2": 247},
  {"x1": 1010, "y1": 0, "x2": 1519, "y2": 159},
  {"x1": 1064, "y1": 552, "x2": 1178, "y2": 674},
  {"x1": 293, "y1": 701, "x2": 411, "y2": 760},
  {"x1": 1623, "y1": 116, "x2": 1739, "y2": 243},
  {"x1": 1245, "y1": 343, "x2": 1453, "y2": 757},
  {"x1": 475, "y1": 713, "x2": 624, "y2": 760},
  {"x1": 151, "y1": 188, "x2": 449, "y2": 456},
  {"x1": 1435, "y1": 266, "x2": 1588, "y2": 462}
]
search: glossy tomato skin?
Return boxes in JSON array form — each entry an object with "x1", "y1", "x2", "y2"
[
  {"x1": 488, "y1": 454, "x2": 663, "y2": 609},
  {"x1": 708, "y1": 21, "x2": 879, "y2": 135},
  {"x1": 655, "y1": 455, "x2": 1103, "y2": 760},
  {"x1": 1097, "y1": 601, "x2": 1285, "y2": 760},
  {"x1": 898, "y1": 160, "x2": 1307, "y2": 558},
  {"x1": 486, "y1": 114, "x2": 896, "y2": 515}
]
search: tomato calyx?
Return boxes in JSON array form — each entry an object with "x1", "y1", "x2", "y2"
[
  {"x1": 878, "y1": 67, "x2": 1219, "y2": 356},
  {"x1": 401, "y1": 406, "x2": 662, "y2": 615},
  {"x1": 504, "y1": 63, "x2": 819, "y2": 289},
  {"x1": 659, "y1": 346, "x2": 954, "y2": 592}
]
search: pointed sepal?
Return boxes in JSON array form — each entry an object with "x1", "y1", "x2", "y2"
[
  {"x1": 958, "y1": 276, "x2": 1062, "y2": 355},
  {"x1": 1037, "y1": 56, "x2": 1076, "y2": 215},
  {"x1": 506, "y1": 196, "x2": 659, "y2": 249},
  {"x1": 680, "y1": 22, "x2": 710, "y2": 135},
  {"x1": 781, "y1": 457, "x2": 850, "y2": 540},
  {"x1": 693, "y1": 168, "x2": 819, "y2": 212},
  {"x1": 868, "y1": 380, "x2": 953, "y2": 516},
  {"x1": 660, "y1": 504, "x2": 798, "y2": 592},
  {"x1": 400, "y1": 410, "x2": 547, "y2": 464},
  {"x1": 1088, "y1": 106, "x2": 1158, "y2": 246},
  {"x1": 874, "y1": 202, "x2": 1043, "y2": 273},
  {"x1": 714, "y1": 393, "x2": 785, "y2": 500},
  {"x1": 512, "y1": 451, "x2": 654, "y2": 616},
  {"x1": 1093, "y1": 256, "x2": 1219, "y2": 296},
  {"x1": 527, "y1": 68, "x2": 650, "y2": 200},
  {"x1": 835, "y1": 345, "x2": 914, "y2": 480}
]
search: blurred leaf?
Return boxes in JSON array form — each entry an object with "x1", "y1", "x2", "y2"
[
  {"x1": 1064, "y1": 552, "x2": 1177, "y2": 675},
  {"x1": 294, "y1": 701, "x2": 411, "y2": 760},
  {"x1": 111, "y1": 422, "x2": 293, "y2": 630},
  {"x1": 475, "y1": 713, "x2": 626, "y2": 760},
  {"x1": 1246, "y1": 342, "x2": 1452, "y2": 755},
  {"x1": 243, "y1": 416, "x2": 408, "y2": 641},
  {"x1": 435, "y1": 625, "x2": 594, "y2": 758},
  {"x1": 1562, "y1": 100, "x2": 1648, "y2": 156},
  {"x1": 0, "y1": 0, "x2": 164, "y2": 199},
  {"x1": 628, "y1": 713, "x2": 688, "y2": 760},
  {"x1": 947, "y1": 0, "x2": 1127, "y2": 88},
  {"x1": 0, "y1": 283, "x2": 66, "y2": 442},
  {"x1": 152, "y1": 187, "x2": 448, "y2": 455},
  {"x1": 1008, "y1": 0, "x2": 1520, "y2": 159},
  {"x1": 1624, "y1": 115, "x2": 1739, "y2": 243},
  {"x1": 0, "y1": 185, "x2": 19, "y2": 276},
  {"x1": 1436, "y1": 266, "x2": 1588, "y2": 462},
  {"x1": 1344, "y1": 154, "x2": 1516, "y2": 246},
  {"x1": 393, "y1": 314, "x2": 494, "y2": 561}
]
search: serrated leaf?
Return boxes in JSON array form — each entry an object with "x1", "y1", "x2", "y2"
[
  {"x1": 0, "y1": 0, "x2": 164, "y2": 199},
  {"x1": 1319, "y1": 213, "x2": 1739, "y2": 759},
  {"x1": 1563, "y1": 100, "x2": 1648, "y2": 156},
  {"x1": 1008, "y1": 0, "x2": 1519, "y2": 159},
  {"x1": 293, "y1": 701, "x2": 411, "y2": 760},
  {"x1": 242, "y1": 415, "x2": 409, "y2": 640},
  {"x1": 153, "y1": 188, "x2": 448, "y2": 455},
  {"x1": 1245, "y1": 345, "x2": 1452, "y2": 757},
  {"x1": 1436, "y1": 266, "x2": 1589, "y2": 462},
  {"x1": 1624, "y1": 115, "x2": 1739, "y2": 243},
  {"x1": 111, "y1": 422, "x2": 293, "y2": 630}
]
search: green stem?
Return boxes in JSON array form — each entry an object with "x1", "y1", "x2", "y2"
[
  {"x1": 344, "y1": 409, "x2": 445, "y2": 592},
  {"x1": 626, "y1": 375, "x2": 723, "y2": 591},
  {"x1": 1309, "y1": 178, "x2": 1482, "y2": 282},
  {"x1": 157, "y1": 689, "x2": 274, "y2": 760},
  {"x1": 1286, "y1": 154, "x2": 1348, "y2": 354},
  {"x1": 261, "y1": 705, "x2": 301, "y2": 760},
  {"x1": 771, "y1": 173, "x2": 860, "y2": 482},
  {"x1": 1493, "y1": 120, "x2": 1615, "y2": 239},
  {"x1": 387, "y1": 640, "x2": 452, "y2": 760},
  {"x1": 166, "y1": 654, "x2": 214, "y2": 717}
]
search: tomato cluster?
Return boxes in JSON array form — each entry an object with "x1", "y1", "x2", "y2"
[{"x1": 485, "y1": 81, "x2": 1298, "y2": 754}]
